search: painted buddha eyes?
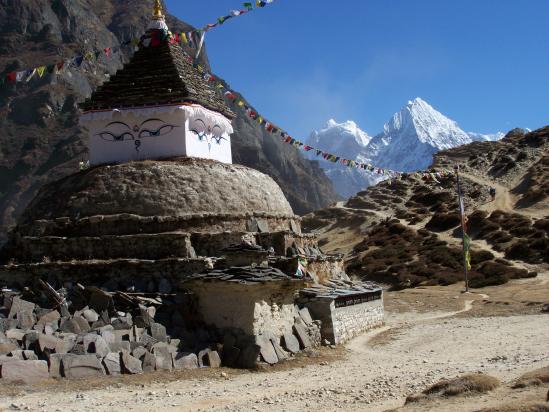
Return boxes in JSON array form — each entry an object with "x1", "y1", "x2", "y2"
[
  {"x1": 190, "y1": 119, "x2": 226, "y2": 147},
  {"x1": 139, "y1": 124, "x2": 176, "y2": 138},
  {"x1": 97, "y1": 119, "x2": 178, "y2": 142}
]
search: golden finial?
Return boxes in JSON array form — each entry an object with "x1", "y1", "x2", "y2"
[{"x1": 153, "y1": 0, "x2": 164, "y2": 19}]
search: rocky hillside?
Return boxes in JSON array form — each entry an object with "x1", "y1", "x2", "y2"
[
  {"x1": 0, "y1": 0, "x2": 337, "y2": 245},
  {"x1": 303, "y1": 126, "x2": 549, "y2": 289}
]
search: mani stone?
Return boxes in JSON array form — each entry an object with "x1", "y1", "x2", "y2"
[
  {"x1": 37, "y1": 310, "x2": 60, "y2": 326},
  {"x1": 269, "y1": 337, "x2": 288, "y2": 362},
  {"x1": 0, "y1": 343, "x2": 19, "y2": 355},
  {"x1": 103, "y1": 352, "x2": 121, "y2": 375},
  {"x1": 62, "y1": 354, "x2": 105, "y2": 379},
  {"x1": 293, "y1": 323, "x2": 312, "y2": 349},
  {"x1": 172, "y1": 352, "x2": 198, "y2": 370},
  {"x1": 17, "y1": 311, "x2": 36, "y2": 330},
  {"x1": 10, "y1": 350, "x2": 38, "y2": 361},
  {"x1": 83, "y1": 334, "x2": 110, "y2": 358},
  {"x1": 121, "y1": 351, "x2": 143, "y2": 374},
  {"x1": 298, "y1": 308, "x2": 313, "y2": 325},
  {"x1": 132, "y1": 346, "x2": 148, "y2": 360},
  {"x1": 109, "y1": 341, "x2": 131, "y2": 353},
  {"x1": 150, "y1": 322, "x2": 167, "y2": 342},
  {"x1": 82, "y1": 309, "x2": 99, "y2": 323},
  {"x1": 8, "y1": 297, "x2": 35, "y2": 319},
  {"x1": 282, "y1": 333, "x2": 300, "y2": 354},
  {"x1": 142, "y1": 351, "x2": 156, "y2": 373},
  {"x1": 256, "y1": 336, "x2": 278, "y2": 365},
  {"x1": 0, "y1": 360, "x2": 48, "y2": 383},
  {"x1": 38, "y1": 333, "x2": 61, "y2": 353},
  {"x1": 73, "y1": 315, "x2": 91, "y2": 333},
  {"x1": 152, "y1": 345, "x2": 172, "y2": 371},
  {"x1": 6, "y1": 329, "x2": 26, "y2": 341}
]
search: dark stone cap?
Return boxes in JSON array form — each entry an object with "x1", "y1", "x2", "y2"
[{"x1": 79, "y1": 37, "x2": 235, "y2": 119}]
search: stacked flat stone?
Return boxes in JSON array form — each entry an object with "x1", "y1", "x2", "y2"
[
  {"x1": 185, "y1": 266, "x2": 308, "y2": 285},
  {"x1": 0, "y1": 292, "x2": 220, "y2": 383}
]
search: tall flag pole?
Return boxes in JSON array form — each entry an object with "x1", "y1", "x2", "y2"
[{"x1": 454, "y1": 165, "x2": 471, "y2": 292}]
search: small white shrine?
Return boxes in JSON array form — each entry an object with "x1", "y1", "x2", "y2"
[{"x1": 79, "y1": 0, "x2": 234, "y2": 166}]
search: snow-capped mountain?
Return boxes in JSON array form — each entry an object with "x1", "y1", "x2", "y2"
[
  {"x1": 467, "y1": 131, "x2": 506, "y2": 142},
  {"x1": 306, "y1": 120, "x2": 381, "y2": 198},
  {"x1": 306, "y1": 98, "x2": 504, "y2": 198}
]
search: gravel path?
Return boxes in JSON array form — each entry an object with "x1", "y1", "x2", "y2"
[{"x1": 3, "y1": 305, "x2": 548, "y2": 412}]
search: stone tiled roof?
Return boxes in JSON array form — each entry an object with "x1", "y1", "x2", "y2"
[
  {"x1": 80, "y1": 39, "x2": 235, "y2": 119},
  {"x1": 299, "y1": 279, "x2": 382, "y2": 300},
  {"x1": 184, "y1": 266, "x2": 308, "y2": 285}
]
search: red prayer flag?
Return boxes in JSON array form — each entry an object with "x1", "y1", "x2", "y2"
[{"x1": 6, "y1": 71, "x2": 16, "y2": 83}]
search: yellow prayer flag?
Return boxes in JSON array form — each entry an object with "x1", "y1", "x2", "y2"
[
  {"x1": 237, "y1": 101, "x2": 245, "y2": 107},
  {"x1": 36, "y1": 66, "x2": 46, "y2": 78}
]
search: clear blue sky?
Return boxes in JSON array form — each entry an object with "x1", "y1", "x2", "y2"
[{"x1": 165, "y1": 0, "x2": 549, "y2": 138}]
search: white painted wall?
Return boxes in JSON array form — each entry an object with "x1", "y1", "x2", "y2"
[{"x1": 81, "y1": 105, "x2": 233, "y2": 166}]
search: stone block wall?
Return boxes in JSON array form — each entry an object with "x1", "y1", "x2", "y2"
[{"x1": 305, "y1": 296, "x2": 384, "y2": 345}]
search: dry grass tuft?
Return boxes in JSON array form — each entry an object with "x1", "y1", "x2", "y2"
[
  {"x1": 406, "y1": 373, "x2": 500, "y2": 404},
  {"x1": 512, "y1": 367, "x2": 549, "y2": 389}
]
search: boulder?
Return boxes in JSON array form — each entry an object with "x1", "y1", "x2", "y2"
[
  {"x1": 172, "y1": 352, "x2": 198, "y2": 370},
  {"x1": 206, "y1": 350, "x2": 221, "y2": 368},
  {"x1": 132, "y1": 346, "x2": 147, "y2": 360},
  {"x1": 0, "y1": 360, "x2": 48, "y2": 383},
  {"x1": 62, "y1": 354, "x2": 105, "y2": 379}
]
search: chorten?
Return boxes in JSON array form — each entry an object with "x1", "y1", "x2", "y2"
[
  {"x1": 0, "y1": 2, "x2": 383, "y2": 363},
  {"x1": 79, "y1": 0, "x2": 235, "y2": 166}
]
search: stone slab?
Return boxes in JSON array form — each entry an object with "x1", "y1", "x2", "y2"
[
  {"x1": 121, "y1": 351, "x2": 142, "y2": 374},
  {"x1": 8, "y1": 297, "x2": 35, "y2": 319},
  {"x1": 298, "y1": 307, "x2": 314, "y2": 325},
  {"x1": 172, "y1": 352, "x2": 198, "y2": 370},
  {"x1": 0, "y1": 360, "x2": 48, "y2": 383},
  {"x1": 142, "y1": 351, "x2": 156, "y2": 373},
  {"x1": 293, "y1": 323, "x2": 312, "y2": 349},
  {"x1": 103, "y1": 352, "x2": 121, "y2": 375},
  {"x1": 282, "y1": 333, "x2": 300, "y2": 354},
  {"x1": 83, "y1": 334, "x2": 110, "y2": 358},
  {"x1": 62, "y1": 354, "x2": 105, "y2": 379},
  {"x1": 256, "y1": 336, "x2": 278, "y2": 365}
]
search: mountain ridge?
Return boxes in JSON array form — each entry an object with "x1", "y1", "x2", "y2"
[{"x1": 306, "y1": 97, "x2": 506, "y2": 197}]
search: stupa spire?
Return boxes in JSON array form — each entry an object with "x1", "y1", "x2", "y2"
[
  {"x1": 153, "y1": 0, "x2": 164, "y2": 19},
  {"x1": 147, "y1": 0, "x2": 168, "y2": 31}
]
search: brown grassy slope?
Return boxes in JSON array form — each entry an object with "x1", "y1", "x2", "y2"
[{"x1": 303, "y1": 126, "x2": 549, "y2": 288}]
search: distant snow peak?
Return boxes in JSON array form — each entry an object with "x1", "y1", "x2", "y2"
[{"x1": 306, "y1": 98, "x2": 505, "y2": 199}]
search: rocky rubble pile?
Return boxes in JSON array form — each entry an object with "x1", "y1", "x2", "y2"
[{"x1": 0, "y1": 283, "x2": 320, "y2": 383}]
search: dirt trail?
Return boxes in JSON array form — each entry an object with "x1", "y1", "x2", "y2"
[
  {"x1": 460, "y1": 172, "x2": 514, "y2": 213},
  {"x1": 2, "y1": 288, "x2": 548, "y2": 412}
]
